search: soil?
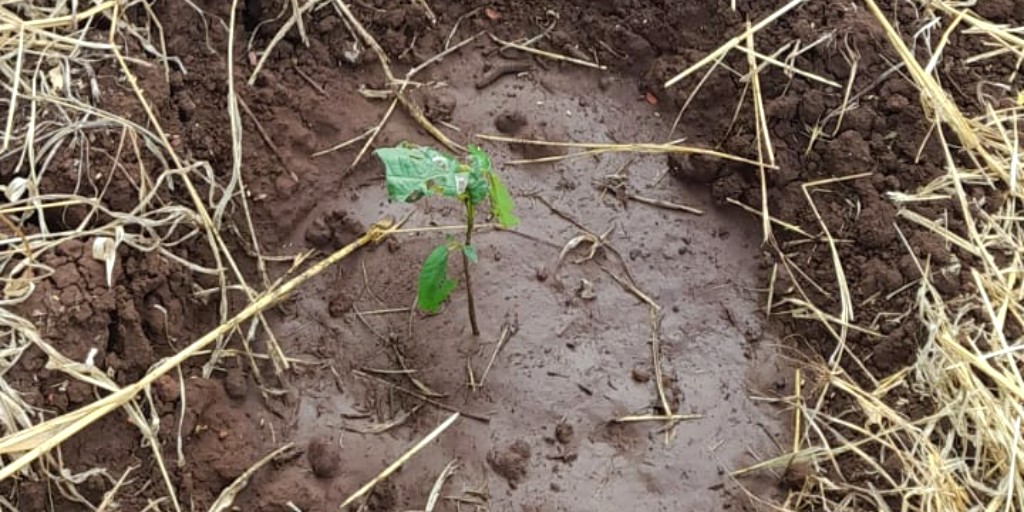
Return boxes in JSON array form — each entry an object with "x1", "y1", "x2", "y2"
[{"x1": 4, "y1": 0, "x2": 1020, "y2": 510}]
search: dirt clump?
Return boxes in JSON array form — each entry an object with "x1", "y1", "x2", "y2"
[
  {"x1": 305, "y1": 209, "x2": 364, "y2": 251},
  {"x1": 224, "y1": 364, "x2": 249, "y2": 400},
  {"x1": 155, "y1": 374, "x2": 181, "y2": 403},
  {"x1": 555, "y1": 422, "x2": 574, "y2": 444},
  {"x1": 495, "y1": 111, "x2": 528, "y2": 135},
  {"x1": 2, "y1": 0, "x2": 882, "y2": 509},
  {"x1": 631, "y1": 366, "x2": 651, "y2": 383},
  {"x1": 487, "y1": 439, "x2": 532, "y2": 489},
  {"x1": 307, "y1": 438, "x2": 343, "y2": 479},
  {"x1": 422, "y1": 89, "x2": 458, "y2": 122},
  {"x1": 176, "y1": 378, "x2": 262, "y2": 505}
]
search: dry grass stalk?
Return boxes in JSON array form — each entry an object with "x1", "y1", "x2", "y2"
[
  {"x1": 476, "y1": 133, "x2": 772, "y2": 168},
  {"x1": 662, "y1": 0, "x2": 809, "y2": 88},
  {"x1": 487, "y1": 33, "x2": 607, "y2": 70},
  {"x1": 743, "y1": 21, "x2": 775, "y2": 244},
  {"x1": 626, "y1": 193, "x2": 704, "y2": 215},
  {"x1": 0, "y1": 220, "x2": 401, "y2": 482},
  {"x1": 471, "y1": 319, "x2": 518, "y2": 390},
  {"x1": 0, "y1": 0, "x2": 295, "y2": 507},
  {"x1": 209, "y1": 443, "x2": 295, "y2": 512},
  {"x1": 423, "y1": 459, "x2": 458, "y2": 512},
  {"x1": 722, "y1": 2, "x2": 1024, "y2": 510},
  {"x1": 338, "y1": 413, "x2": 460, "y2": 509}
]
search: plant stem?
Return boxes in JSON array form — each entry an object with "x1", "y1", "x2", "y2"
[{"x1": 463, "y1": 200, "x2": 480, "y2": 336}]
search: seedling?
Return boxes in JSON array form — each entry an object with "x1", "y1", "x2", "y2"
[{"x1": 375, "y1": 142, "x2": 518, "y2": 335}]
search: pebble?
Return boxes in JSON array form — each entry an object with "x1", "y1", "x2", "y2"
[
  {"x1": 308, "y1": 438, "x2": 342, "y2": 479},
  {"x1": 154, "y1": 374, "x2": 180, "y2": 403},
  {"x1": 224, "y1": 366, "x2": 247, "y2": 400},
  {"x1": 631, "y1": 367, "x2": 651, "y2": 383},
  {"x1": 555, "y1": 423, "x2": 574, "y2": 444}
]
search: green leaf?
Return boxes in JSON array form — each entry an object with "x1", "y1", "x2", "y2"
[
  {"x1": 462, "y1": 244, "x2": 478, "y2": 263},
  {"x1": 464, "y1": 145, "x2": 490, "y2": 205},
  {"x1": 465, "y1": 171, "x2": 489, "y2": 206},
  {"x1": 485, "y1": 170, "x2": 519, "y2": 228},
  {"x1": 417, "y1": 244, "x2": 457, "y2": 313},
  {"x1": 376, "y1": 145, "x2": 461, "y2": 203}
]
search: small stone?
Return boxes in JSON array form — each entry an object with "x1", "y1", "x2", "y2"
[
  {"x1": 275, "y1": 175, "x2": 297, "y2": 195},
  {"x1": 535, "y1": 266, "x2": 548, "y2": 282},
  {"x1": 487, "y1": 439, "x2": 531, "y2": 489},
  {"x1": 782, "y1": 460, "x2": 813, "y2": 489},
  {"x1": 308, "y1": 438, "x2": 342, "y2": 478},
  {"x1": 494, "y1": 111, "x2": 527, "y2": 135},
  {"x1": 328, "y1": 292, "x2": 353, "y2": 318},
  {"x1": 154, "y1": 374, "x2": 180, "y2": 403},
  {"x1": 631, "y1": 367, "x2": 651, "y2": 383},
  {"x1": 224, "y1": 366, "x2": 247, "y2": 400},
  {"x1": 176, "y1": 96, "x2": 196, "y2": 122},
  {"x1": 424, "y1": 91, "x2": 457, "y2": 122},
  {"x1": 66, "y1": 380, "x2": 93, "y2": 404},
  {"x1": 554, "y1": 423, "x2": 573, "y2": 445}
]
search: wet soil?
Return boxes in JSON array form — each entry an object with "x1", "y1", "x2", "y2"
[
  {"x1": 5, "y1": 0, "x2": 1021, "y2": 510},
  {"x1": 233, "y1": 51, "x2": 786, "y2": 510}
]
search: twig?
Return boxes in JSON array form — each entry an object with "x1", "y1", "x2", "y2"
[
  {"x1": 627, "y1": 193, "x2": 704, "y2": 215},
  {"x1": 663, "y1": 0, "x2": 809, "y2": 87},
  {"x1": 411, "y1": 0, "x2": 437, "y2": 24},
  {"x1": 476, "y1": 133, "x2": 770, "y2": 168},
  {"x1": 612, "y1": 413, "x2": 702, "y2": 423},
  {"x1": 313, "y1": 127, "x2": 376, "y2": 158},
  {"x1": 424, "y1": 459, "x2": 459, "y2": 512},
  {"x1": 293, "y1": 59, "x2": 328, "y2": 96},
  {"x1": 338, "y1": 413, "x2": 461, "y2": 509},
  {"x1": 475, "y1": 61, "x2": 532, "y2": 89},
  {"x1": 743, "y1": 20, "x2": 774, "y2": 243},
  {"x1": 397, "y1": 93, "x2": 464, "y2": 153},
  {"x1": 488, "y1": 33, "x2": 607, "y2": 70},
  {"x1": 353, "y1": 370, "x2": 491, "y2": 423},
  {"x1": 96, "y1": 466, "x2": 135, "y2": 512},
  {"x1": 0, "y1": 220, "x2": 404, "y2": 479},
  {"x1": 472, "y1": 318, "x2": 519, "y2": 390},
  {"x1": 209, "y1": 444, "x2": 295, "y2": 512},
  {"x1": 342, "y1": 404, "x2": 422, "y2": 434},
  {"x1": 445, "y1": 7, "x2": 482, "y2": 49}
]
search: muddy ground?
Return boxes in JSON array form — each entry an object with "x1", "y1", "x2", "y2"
[{"x1": 4, "y1": 0, "x2": 1021, "y2": 510}]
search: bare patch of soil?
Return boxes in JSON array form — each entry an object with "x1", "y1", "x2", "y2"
[{"x1": 10, "y1": 0, "x2": 1016, "y2": 509}]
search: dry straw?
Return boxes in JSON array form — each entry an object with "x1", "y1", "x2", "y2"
[
  {"x1": 686, "y1": 0, "x2": 1024, "y2": 510},
  {"x1": 0, "y1": 0, "x2": 397, "y2": 509},
  {"x1": 3, "y1": 0, "x2": 1024, "y2": 511}
]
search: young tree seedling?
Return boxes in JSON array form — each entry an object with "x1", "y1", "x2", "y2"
[{"x1": 375, "y1": 142, "x2": 518, "y2": 335}]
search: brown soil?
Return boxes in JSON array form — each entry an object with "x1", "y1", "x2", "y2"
[{"x1": 5, "y1": 0, "x2": 1019, "y2": 510}]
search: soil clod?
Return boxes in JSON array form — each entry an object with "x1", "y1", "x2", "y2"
[
  {"x1": 423, "y1": 89, "x2": 457, "y2": 122},
  {"x1": 476, "y1": 61, "x2": 532, "y2": 89},
  {"x1": 487, "y1": 439, "x2": 531, "y2": 489},
  {"x1": 305, "y1": 209, "x2": 363, "y2": 250},
  {"x1": 224, "y1": 365, "x2": 247, "y2": 400},
  {"x1": 329, "y1": 292, "x2": 354, "y2": 317},
  {"x1": 631, "y1": 367, "x2": 651, "y2": 383},
  {"x1": 495, "y1": 111, "x2": 528, "y2": 135},
  {"x1": 555, "y1": 422, "x2": 574, "y2": 445},
  {"x1": 307, "y1": 437, "x2": 342, "y2": 479},
  {"x1": 154, "y1": 374, "x2": 180, "y2": 403}
]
